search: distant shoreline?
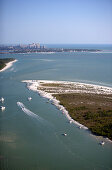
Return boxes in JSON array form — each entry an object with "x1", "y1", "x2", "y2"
[
  {"x1": 0, "y1": 59, "x2": 17, "y2": 72},
  {"x1": 0, "y1": 48, "x2": 101, "y2": 54}
]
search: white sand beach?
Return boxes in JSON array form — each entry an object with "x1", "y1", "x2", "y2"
[{"x1": 0, "y1": 59, "x2": 18, "y2": 72}]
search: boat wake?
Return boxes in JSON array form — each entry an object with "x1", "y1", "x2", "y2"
[
  {"x1": 17, "y1": 101, "x2": 54, "y2": 135},
  {"x1": 17, "y1": 102, "x2": 43, "y2": 122}
]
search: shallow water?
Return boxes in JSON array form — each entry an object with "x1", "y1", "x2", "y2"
[{"x1": 0, "y1": 45, "x2": 112, "y2": 170}]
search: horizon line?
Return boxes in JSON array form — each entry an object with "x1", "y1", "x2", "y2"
[{"x1": 0, "y1": 43, "x2": 112, "y2": 46}]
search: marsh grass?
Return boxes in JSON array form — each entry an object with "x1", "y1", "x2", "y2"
[
  {"x1": 38, "y1": 81, "x2": 112, "y2": 140},
  {"x1": 53, "y1": 93, "x2": 112, "y2": 140}
]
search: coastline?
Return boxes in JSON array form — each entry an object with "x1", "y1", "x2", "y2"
[
  {"x1": 22, "y1": 80, "x2": 112, "y2": 138},
  {"x1": 0, "y1": 59, "x2": 17, "y2": 72},
  {"x1": 22, "y1": 80, "x2": 88, "y2": 129}
]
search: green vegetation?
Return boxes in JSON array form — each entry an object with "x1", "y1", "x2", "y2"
[
  {"x1": 42, "y1": 83, "x2": 64, "y2": 87},
  {"x1": 53, "y1": 93, "x2": 112, "y2": 140},
  {"x1": 0, "y1": 58, "x2": 15, "y2": 70},
  {"x1": 38, "y1": 81, "x2": 112, "y2": 139}
]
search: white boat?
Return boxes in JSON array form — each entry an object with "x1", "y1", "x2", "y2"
[
  {"x1": 28, "y1": 97, "x2": 32, "y2": 101},
  {"x1": 69, "y1": 120, "x2": 72, "y2": 124},
  {"x1": 17, "y1": 102, "x2": 25, "y2": 109},
  {"x1": 0, "y1": 106, "x2": 5, "y2": 111},
  {"x1": 79, "y1": 126, "x2": 82, "y2": 129},
  {"x1": 63, "y1": 133, "x2": 67, "y2": 136},
  {"x1": 0, "y1": 97, "x2": 4, "y2": 102},
  {"x1": 100, "y1": 141, "x2": 105, "y2": 145}
]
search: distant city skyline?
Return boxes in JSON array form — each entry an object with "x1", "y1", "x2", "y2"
[{"x1": 0, "y1": 0, "x2": 112, "y2": 44}]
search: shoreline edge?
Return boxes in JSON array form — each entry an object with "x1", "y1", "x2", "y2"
[{"x1": 0, "y1": 59, "x2": 18, "y2": 72}]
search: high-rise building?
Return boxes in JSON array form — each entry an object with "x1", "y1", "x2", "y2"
[{"x1": 29, "y1": 43, "x2": 41, "y2": 49}]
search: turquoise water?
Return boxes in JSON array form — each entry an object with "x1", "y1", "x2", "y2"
[{"x1": 0, "y1": 45, "x2": 112, "y2": 170}]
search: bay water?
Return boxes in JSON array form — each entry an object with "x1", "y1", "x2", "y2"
[{"x1": 0, "y1": 44, "x2": 112, "y2": 170}]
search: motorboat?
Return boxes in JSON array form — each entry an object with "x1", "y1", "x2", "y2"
[
  {"x1": 69, "y1": 120, "x2": 72, "y2": 124},
  {"x1": 17, "y1": 102, "x2": 25, "y2": 109},
  {"x1": 28, "y1": 97, "x2": 32, "y2": 101},
  {"x1": 100, "y1": 141, "x2": 105, "y2": 146},
  {"x1": 0, "y1": 97, "x2": 4, "y2": 103},
  {"x1": 0, "y1": 106, "x2": 5, "y2": 111},
  {"x1": 63, "y1": 133, "x2": 67, "y2": 136}
]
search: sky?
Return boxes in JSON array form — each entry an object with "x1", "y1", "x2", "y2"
[{"x1": 0, "y1": 0, "x2": 112, "y2": 44}]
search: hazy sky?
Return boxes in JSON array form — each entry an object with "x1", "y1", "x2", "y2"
[{"x1": 0, "y1": 0, "x2": 112, "y2": 44}]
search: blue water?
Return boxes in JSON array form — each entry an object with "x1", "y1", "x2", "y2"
[
  {"x1": 46, "y1": 44, "x2": 112, "y2": 51},
  {"x1": 0, "y1": 44, "x2": 112, "y2": 170}
]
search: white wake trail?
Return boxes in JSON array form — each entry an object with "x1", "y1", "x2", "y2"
[{"x1": 17, "y1": 102, "x2": 43, "y2": 121}]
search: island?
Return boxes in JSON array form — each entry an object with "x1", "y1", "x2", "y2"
[
  {"x1": 22, "y1": 80, "x2": 112, "y2": 140},
  {"x1": 0, "y1": 58, "x2": 17, "y2": 72}
]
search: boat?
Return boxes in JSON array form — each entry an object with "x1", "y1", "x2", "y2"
[
  {"x1": 69, "y1": 120, "x2": 72, "y2": 124},
  {"x1": 17, "y1": 102, "x2": 25, "y2": 109},
  {"x1": 28, "y1": 97, "x2": 32, "y2": 101},
  {"x1": 0, "y1": 97, "x2": 4, "y2": 103},
  {"x1": 0, "y1": 106, "x2": 5, "y2": 111},
  {"x1": 63, "y1": 133, "x2": 67, "y2": 136},
  {"x1": 79, "y1": 126, "x2": 82, "y2": 129},
  {"x1": 100, "y1": 141, "x2": 105, "y2": 145}
]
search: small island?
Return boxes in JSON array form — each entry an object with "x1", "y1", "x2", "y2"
[
  {"x1": 0, "y1": 58, "x2": 16, "y2": 72},
  {"x1": 23, "y1": 80, "x2": 112, "y2": 140}
]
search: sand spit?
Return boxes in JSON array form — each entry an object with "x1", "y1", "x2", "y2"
[
  {"x1": 22, "y1": 80, "x2": 112, "y2": 130},
  {"x1": 0, "y1": 59, "x2": 17, "y2": 72}
]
